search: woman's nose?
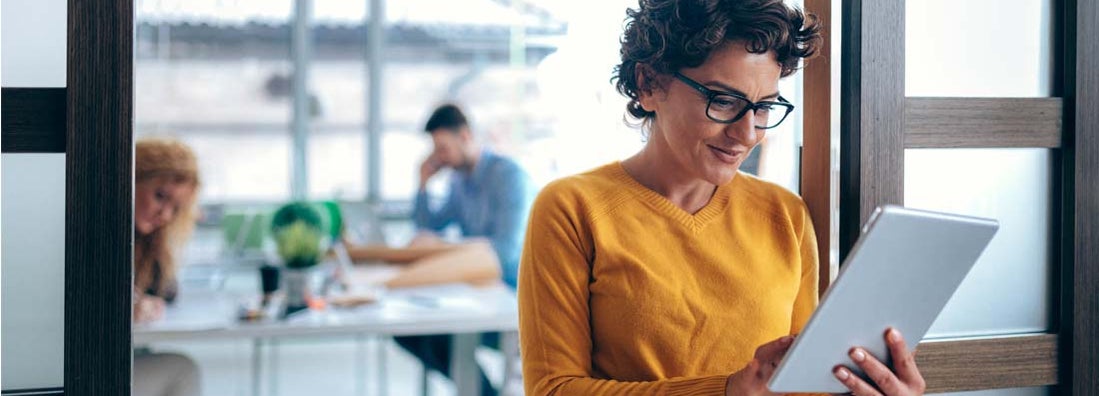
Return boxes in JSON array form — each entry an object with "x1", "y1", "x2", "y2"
[{"x1": 724, "y1": 110, "x2": 759, "y2": 143}]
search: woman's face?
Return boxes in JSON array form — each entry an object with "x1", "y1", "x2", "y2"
[
  {"x1": 639, "y1": 42, "x2": 782, "y2": 186},
  {"x1": 135, "y1": 178, "x2": 194, "y2": 236}
]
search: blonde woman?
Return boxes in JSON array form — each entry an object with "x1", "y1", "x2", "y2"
[{"x1": 132, "y1": 137, "x2": 201, "y2": 396}]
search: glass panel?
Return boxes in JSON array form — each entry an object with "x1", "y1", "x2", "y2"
[
  {"x1": 906, "y1": 0, "x2": 1054, "y2": 97},
  {"x1": 309, "y1": 130, "x2": 365, "y2": 200},
  {"x1": 135, "y1": 29, "x2": 294, "y2": 202},
  {"x1": 1, "y1": 154, "x2": 66, "y2": 389},
  {"x1": 0, "y1": 0, "x2": 67, "y2": 87},
  {"x1": 905, "y1": 149, "x2": 1053, "y2": 338}
]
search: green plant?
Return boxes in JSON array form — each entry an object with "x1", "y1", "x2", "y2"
[{"x1": 275, "y1": 220, "x2": 323, "y2": 269}]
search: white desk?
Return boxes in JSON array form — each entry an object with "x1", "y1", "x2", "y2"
[{"x1": 134, "y1": 282, "x2": 518, "y2": 396}]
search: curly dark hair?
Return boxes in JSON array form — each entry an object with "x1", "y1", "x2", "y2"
[{"x1": 613, "y1": 0, "x2": 822, "y2": 121}]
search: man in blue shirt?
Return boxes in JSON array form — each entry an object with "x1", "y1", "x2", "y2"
[
  {"x1": 411, "y1": 104, "x2": 532, "y2": 288},
  {"x1": 398, "y1": 104, "x2": 533, "y2": 396}
]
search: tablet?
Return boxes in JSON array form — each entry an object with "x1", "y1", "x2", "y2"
[{"x1": 768, "y1": 205, "x2": 999, "y2": 393}]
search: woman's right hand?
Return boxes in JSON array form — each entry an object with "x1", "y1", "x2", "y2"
[
  {"x1": 134, "y1": 294, "x2": 166, "y2": 323},
  {"x1": 726, "y1": 335, "x2": 795, "y2": 396}
]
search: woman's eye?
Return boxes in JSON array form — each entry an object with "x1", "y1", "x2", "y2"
[{"x1": 711, "y1": 99, "x2": 737, "y2": 109}]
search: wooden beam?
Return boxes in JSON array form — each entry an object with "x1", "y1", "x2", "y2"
[
  {"x1": 905, "y1": 97, "x2": 1062, "y2": 148},
  {"x1": 839, "y1": 0, "x2": 905, "y2": 260},
  {"x1": 917, "y1": 334, "x2": 1058, "y2": 393},
  {"x1": 1, "y1": 88, "x2": 66, "y2": 153},
  {"x1": 65, "y1": 0, "x2": 133, "y2": 394},
  {"x1": 1066, "y1": 0, "x2": 1099, "y2": 394}
]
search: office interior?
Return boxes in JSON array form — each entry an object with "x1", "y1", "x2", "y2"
[{"x1": 1, "y1": 0, "x2": 1096, "y2": 395}]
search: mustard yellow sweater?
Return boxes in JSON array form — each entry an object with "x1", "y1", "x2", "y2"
[{"x1": 519, "y1": 162, "x2": 819, "y2": 396}]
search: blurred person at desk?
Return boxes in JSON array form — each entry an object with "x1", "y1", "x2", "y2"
[
  {"x1": 410, "y1": 103, "x2": 533, "y2": 289},
  {"x1": 132, "y1": 138, "x2": 202, "y2": 396},
  {"x1": 393, "y1": 103, "x2": 535, "y2": 396}
]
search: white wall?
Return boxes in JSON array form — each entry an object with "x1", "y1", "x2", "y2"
[
  {"x1": 1, "y1": 155, "x2": 67, "y2": 390},
  {"x1": 1, "y1": 0, "x2": 69, "y2": 390}
]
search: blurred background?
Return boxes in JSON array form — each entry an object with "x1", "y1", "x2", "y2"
[{"x1": 133, "y1": 0, "x2": 804, "y2": 394}]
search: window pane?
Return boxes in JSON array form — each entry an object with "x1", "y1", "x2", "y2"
[
  {"x1": 308, "y1": 131, "x2": 365, "y2": 200},
  {"x1": 905, "y1": 149, "x2": 1053, "y2": 338},
  {"x1": 906, "y1": 0, "x2": 1055, "y2": 97},
  {"x1": 136, "y1": 1, "x2": 295, "y2": 202}
]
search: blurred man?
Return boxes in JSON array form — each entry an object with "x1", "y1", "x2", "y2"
[
  {"x1": 398, "y1": 104, "x2": 533, "y2": 396},
  {"x1": 411, "y1": 103, "x2": 532, "y2": 289}
]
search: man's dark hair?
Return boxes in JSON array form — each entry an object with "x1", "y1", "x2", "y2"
[{"x1": 424, "y1": 104, "x2": 469, "y2": 134}]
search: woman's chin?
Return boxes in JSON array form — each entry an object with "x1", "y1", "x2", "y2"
[
  {"x1": 701, "y1": 165, "x2": 740, "y2": 186},
  {"x1": 135, "y1": 222, "x2": 154, "y2": 236}
]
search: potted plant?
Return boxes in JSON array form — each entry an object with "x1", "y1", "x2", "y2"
[{"x1": 271, "y1": 203, "x2": 326, "y2": 316}]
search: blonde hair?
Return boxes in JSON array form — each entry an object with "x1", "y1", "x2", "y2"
[{"x1": 134, "y1": 137, "x2": 200, "y2": 297}]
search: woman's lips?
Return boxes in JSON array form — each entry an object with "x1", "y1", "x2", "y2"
[{"x1": 707, "y1": 144, "x2": 744, "y2": 164}]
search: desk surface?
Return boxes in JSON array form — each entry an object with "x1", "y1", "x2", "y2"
[{"x1": 134, "y1": 282, "x2": 518, "y2": 344}]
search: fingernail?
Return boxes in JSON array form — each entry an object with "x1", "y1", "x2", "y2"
[
  {"x1": 851, "y1": 348, "x2": 866, "y2": 362},
  {"x1": 888, "y1": 328, "x2": 901, "y2": 343},
  {"x1": 834, "y1": 367, "x2": 850, "y2": 380}
]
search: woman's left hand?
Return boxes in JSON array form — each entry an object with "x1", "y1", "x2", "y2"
[{"x1": 833, "y1": 328, "x2": 926, "y2": 396}]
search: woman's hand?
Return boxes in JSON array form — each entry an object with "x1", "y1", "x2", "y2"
[
  {"x1": 833, "y1": 328, "x2": 926, "y2": 396},
  {"x1": 134, "y1": 294, "x2": 166, "y2": 323},
  {"x1": 725, "y1": 335, "x2": 794, "y2": 396}
]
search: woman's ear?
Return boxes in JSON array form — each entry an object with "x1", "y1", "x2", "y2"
[{"x1": 635, "y1": 64, "x2": 664, "y2": 112}]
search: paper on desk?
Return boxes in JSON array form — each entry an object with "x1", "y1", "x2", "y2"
[{"x1": 134, "y1": 291, "x2": 236, "y2": 332}]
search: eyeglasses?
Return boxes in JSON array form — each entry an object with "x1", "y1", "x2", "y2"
[{"x1": 673, "y1": 72, "x2": 795, "y2": 129}]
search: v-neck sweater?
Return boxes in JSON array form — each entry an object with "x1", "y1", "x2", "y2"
[{"x1": 519, "y1": 162, "x2": 819, "y2": 395}]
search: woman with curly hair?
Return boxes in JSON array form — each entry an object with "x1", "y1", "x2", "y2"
[
  {"x1": 132, "y1": 137, "x2": 201, "y2": 396},
  {"x1": 518, "y1": 1, "x2": 925, "y2": 395}
]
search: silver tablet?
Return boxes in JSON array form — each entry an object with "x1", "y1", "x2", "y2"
[{"x1": 768, "y1": 205, "x2": 999, "y2": 393}]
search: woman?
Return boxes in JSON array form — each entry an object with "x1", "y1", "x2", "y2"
[
  {"x1": 132, "y1": 137, "x2": 202, "y2": 396},
  {"x1": 518, "y1": 1, "x2": 926, "y2": 395}
]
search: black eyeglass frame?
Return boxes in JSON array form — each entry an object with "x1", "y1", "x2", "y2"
[{"x1": 673, "y1": 72, "x2": 795, "y2": 129}]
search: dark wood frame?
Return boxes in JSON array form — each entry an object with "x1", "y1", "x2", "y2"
[
  {"x1": 1063, "y1": 0, "x2": 1099, "y2": 394},
  {"x1": 839, "y1": 0, "x2": 907, "y2": 258},
  {"x1": 1, "y1": 88, "x2": 67, "y2": 153},
  {"x1": 64, "y1": 0, "x2": 134, "y2": 394},
  {"x1": 0, "y1": 388, "x2": 66, "y2": 396},
  {"x1": 839, "y1": 0, "x2": 1098, "y2": 393}
]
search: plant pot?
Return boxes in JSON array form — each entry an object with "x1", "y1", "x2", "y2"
[{"x1": 282, "y1": 267, "x2": 313, "y2": 317}]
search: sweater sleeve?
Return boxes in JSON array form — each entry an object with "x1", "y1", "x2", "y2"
[{"x1": 518, "y1": 183, "x2": 732, "y2": 396}]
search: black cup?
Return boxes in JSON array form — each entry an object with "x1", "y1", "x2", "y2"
[{"x1": 259, "y1": 264, "x2": 281, "y2": 295}]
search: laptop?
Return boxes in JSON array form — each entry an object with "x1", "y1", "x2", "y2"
[{"x1": 768, "y1": 205, "x2": 999, "y2": 393}]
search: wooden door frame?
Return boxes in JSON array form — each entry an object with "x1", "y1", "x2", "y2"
[
  {"x1": 0, "y1": 0, "x2": 133, "y2": 395},
  {"x1": 8, "y1": 0, "x2": 1093, "y2": 394},
  {"x1": 66, "y1": 0, "x2": 134, "y2": 394},
  {"x1": 835, "y1": 0, "x2": 1098, "y2": 393}
]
